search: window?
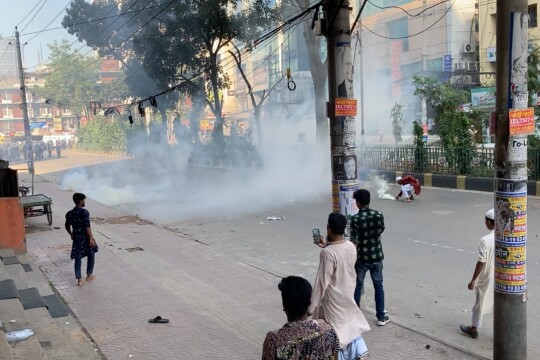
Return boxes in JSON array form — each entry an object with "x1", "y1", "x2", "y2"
[
  {"x1": 387, "y1": 18, "x2": 409, "y2": 51},
  {"x1": 529, "y1": 5, "x2": 537, "y2": 28}
]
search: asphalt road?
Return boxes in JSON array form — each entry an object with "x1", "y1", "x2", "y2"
[{"x1": 32, "y1": 152, "x2": 539, "y2": 359}]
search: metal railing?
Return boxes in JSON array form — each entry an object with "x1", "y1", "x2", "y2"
[{"x1": 358, "y1": 146, "x2": 540, "y2": 180}]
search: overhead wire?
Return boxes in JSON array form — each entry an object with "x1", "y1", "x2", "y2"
[
  {"x1": 15, "y1": 0, "x2": 43, "y2": 29},
  {"x1": 25, "y1": 1, "x2": 74, "y2": 45},
  {"x1": 366, "y1": 0, "x2": 449, "y2": 18},
  {"x1": 20, "y1": 0, "x2": 49, "y2": 33},
  {"x1": 37, "y1": 2, "x2": 318, "y2": 112},
  {"x1": 361, "y1": 0, "x2": 456, "y2": 40}
]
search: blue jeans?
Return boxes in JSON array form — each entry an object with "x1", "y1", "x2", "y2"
[
  {"x1": 74, "y1": 252, "x2": 95, "y2": 279},
  {"x1": 354, "y1": 261, "x2": 385, "y2": 321}
]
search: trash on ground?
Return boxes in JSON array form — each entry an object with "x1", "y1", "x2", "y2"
[
  {"x1": 425, "y1": 344, "x2": 431, "y2": 349},
  {"x1": 9, "y1": 320, "x2": 16, "y2": 323},
  {"x1": 414, "y1": 313, "x2": 422, "y2": 318},
  {"x1": 6, "y1": 328, "x2": 35, "y2": 343},
  {"x1": 267, "y1": 216, "x2": 284, "y2": 221}
]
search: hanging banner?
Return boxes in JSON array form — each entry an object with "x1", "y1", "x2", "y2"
[{"x1": 494, "y1": 179, "x2": 527, "y2": 294}]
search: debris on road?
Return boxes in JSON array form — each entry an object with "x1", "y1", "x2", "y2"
[
  {"x1": 6, "y1": 328, "x2": 34, "y2": 343},
  {"x1": 267, "y1": 216, "x2": 284, "y2": 221}
]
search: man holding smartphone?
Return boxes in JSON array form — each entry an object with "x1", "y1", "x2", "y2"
[{"x1": 351, "y1": 189, "x2": 389, "y2": 326}]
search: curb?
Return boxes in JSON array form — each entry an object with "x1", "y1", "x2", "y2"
[{"x1": 360, "y1": 168, "x2": 540, "y2": 196}]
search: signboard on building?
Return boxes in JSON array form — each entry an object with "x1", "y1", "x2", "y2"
[
  {"x1": 509, "y1": 108, "x2": 535, "y2": 135},
  {"x1": 471, "y1": 87, "x2": 496, "y2": 110},
  {"x1": 487, "y1": 47, "x2": 496, "y2": 62},
  {"x1": 443, "y1": 54, "x2": 452, "y2": 72}
]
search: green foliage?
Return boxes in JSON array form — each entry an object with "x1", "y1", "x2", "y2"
[
  {"x1": 76, "y1": 116, "x2": 142, "y2": 152},
  {"x1": 390, "y1": 102, "x2": 404, "y2": 143},
  {"x1": 41, "y1": 40, "x2": 100, "y2": 117},
  {"x1": 412, "y1": 120, "x2": 427, "y2": 172},
  {"x1": 413, "y1": 76, "x2": 476, "y2": 174},
  {"x1": 528, "y1": 42, "x2": 540, "y2": 108}
]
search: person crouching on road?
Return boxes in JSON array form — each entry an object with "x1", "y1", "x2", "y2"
[
  {"x1": 310, "y1": 212, "x2": 371, "y2": 359},
  {"x1": 460, "y1": 209, "x2": 495, "y2": 339},
  {"x1": 65, "y1": 193, "x2": 98, "y2": 286},
  {"x1": 395, "y1": 175, "x2": 421, "y2": 202}
]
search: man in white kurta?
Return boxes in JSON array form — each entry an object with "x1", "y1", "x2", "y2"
[
  {"x1": 309, "y1": 213, "x2": 370, "y2": 359},
  {"x1": 460, "y1": 209, "x2": 495, "y2": 339}
]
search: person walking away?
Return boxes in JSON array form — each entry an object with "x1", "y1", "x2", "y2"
[
  {"x1": 65, "y1": 193, "x2": 97, "y2": 286},
  {"x1": 460, "y1": 209, "x2": 495, "y2": 339},
  {"x1": 395, "y1": 175, "x2": 421, "y2": 202},
  {"x1": 310, "y1": 213, "x2": 370, "y2": 359},
  {"x1": 351, "y1": 189, "x2": 390, "y2": 326},
  {"x1": 262, "y1": 276, "x2": 340, "y2": 360}
]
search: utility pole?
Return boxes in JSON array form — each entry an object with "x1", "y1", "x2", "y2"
[
  {"x1": 14, "y1": 27, "x2": 35, "y2": 191},
  {"x1": 494, "y1": 1, "x2": 529, "y2": 359},
  {"x1": 358, "y1": 20, "x2": 366, "y2": 146},
  {"x1": 421, "y1": 0, "x2": 427, "y2": 125},
  {"x1": 325, "y1": 0, "x2": 359, "y2": 216}
]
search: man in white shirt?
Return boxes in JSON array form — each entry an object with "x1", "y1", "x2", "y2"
[{"x1": 460, "y1": 209, "x2": 495, "y2": 339}]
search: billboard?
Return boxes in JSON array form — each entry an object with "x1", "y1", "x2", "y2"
[{"x1": 471, "y1": 87, "x2": 496, "y2": 110}]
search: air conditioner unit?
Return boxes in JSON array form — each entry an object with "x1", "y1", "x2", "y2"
[
  {"x1": 467, "y1": 61, "x2": 478, "y2": 71},
  {"x1": 454, "y1": 61, "x2": 466, "y2": 70},
  {"x1": 462, "y1": 43, "x2": 475, "y2": 54}
]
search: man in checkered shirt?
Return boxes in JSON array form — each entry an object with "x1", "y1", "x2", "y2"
[{"x1": 350, "y1": 189, "x2": 390, "y2": 326}]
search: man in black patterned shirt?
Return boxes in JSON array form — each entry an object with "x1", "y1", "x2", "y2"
[{"x1": 350, "y1": 189, "x2": 390, "y2": 326}]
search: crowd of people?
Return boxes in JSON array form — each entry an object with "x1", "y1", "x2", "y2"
[
  {"x1": 0, "y1": 138, "x2": 73, "y2": 164},
  {"x1": 263, "y1": 186, "x2": 495, "y2": 359}
]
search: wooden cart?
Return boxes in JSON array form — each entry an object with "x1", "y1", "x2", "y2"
[{"x1": 19, "y1": 194, "x2": 53, "y2": 225}]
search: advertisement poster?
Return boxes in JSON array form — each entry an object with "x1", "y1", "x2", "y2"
[
  {"x1": 339, "y1": 183, "x2": 359, "y2": 217},
  {"x1": 335, "y1": 99, "x2": 357, "y2": 116},
  {"x1": 494, "y1": 179, "x2": 527, "y2": 294},
  {"x1": 333, "y1": 155, "x2": 357, "y2": 180},
  {"x1": 509, "y1": 108, "x2": 535, "y2": 135},
  {"x1": 508, "y1": 136, "x2": 528, "y2": 162}
]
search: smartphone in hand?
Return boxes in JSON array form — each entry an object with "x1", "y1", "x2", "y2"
[{"x1": 312, "y1": 228, "x2": 321, "y2": 244}]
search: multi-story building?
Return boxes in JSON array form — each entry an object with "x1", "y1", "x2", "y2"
[{"x1": 478, "y1": 0, "x2": 539, "y2": 86}]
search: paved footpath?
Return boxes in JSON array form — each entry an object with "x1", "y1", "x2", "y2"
[{"x1": 17, "y1": 166, "x2": 485, "y2": 359}]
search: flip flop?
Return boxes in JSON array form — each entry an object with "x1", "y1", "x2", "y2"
[{"x1": 148, "y1": 316, "x2": 169, "y2": 324}]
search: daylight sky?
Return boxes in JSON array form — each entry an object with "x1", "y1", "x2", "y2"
[{"x1": 0, "y1": 1, "x2": 85, "y2": 68}]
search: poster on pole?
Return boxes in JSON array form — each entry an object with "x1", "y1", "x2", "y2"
[
  {"x1": 494, "y1": 179, "x2": 527, "y2": 294},
  {"x1": 509, "y1": 108, "x2": 535, "y2": 135},
  {"x1": 335, "y1": 99, "x2": 357, "y2": 116},
  {"x1": 339, "y1": 183, "x2": 359, "y2": 217}
]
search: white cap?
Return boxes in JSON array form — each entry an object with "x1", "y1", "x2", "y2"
[
  {"x1": 486, "y1": 209, "x2": 495, "y2": 220},
  {"x1": 396, "y1": 176, "x2": 402, "y2": 182}
]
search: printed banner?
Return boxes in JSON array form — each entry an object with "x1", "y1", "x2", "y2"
[
  {"x1": 494, "y1": 179, "x2": 527, "y2": 294},
  {"x1": 335, "y1": 99, "x2": 357, "y2": 117},
  {"x1": 339, "y1": 183, "x2": 359, "y2": 217},
  {"x1": 509, "y1": 108, "x2": 535, "y2": 135}
]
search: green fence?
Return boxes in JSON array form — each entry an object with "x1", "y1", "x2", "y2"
[{"x1": 358, "y1": 146, "x2": 540, "y2": 180}]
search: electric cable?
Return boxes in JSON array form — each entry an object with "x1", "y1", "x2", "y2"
[
  {"x1": 361, "y1": 0, "x2": 456, "y2": 40},
  {"x1": 25, "y1": 1, "x2": 75, "y2": 44},
  {"x1": 366, "y1": 0, "x2": 449, "y2": 18},
  {"x1": 15, "y1": 0, "x2": 43, "y2": 29},
  {"x1": 20, "y1": 0, "x2": 49, "y2": 33}
]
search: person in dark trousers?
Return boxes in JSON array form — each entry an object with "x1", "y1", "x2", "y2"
[
  {"x1": 65, "y1": 193, "x2": 97, "y2": 286},
  {"x1": 351, "y1": 189, "x2": 390, "y2": 326}
]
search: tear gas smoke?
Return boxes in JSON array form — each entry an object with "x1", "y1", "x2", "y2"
[
  {"x1": 370, "y1": 174, "x2": 395, "y2": 200},
  {"x1": 61, "y1": 103, "x2": 330, "y2": 225}
]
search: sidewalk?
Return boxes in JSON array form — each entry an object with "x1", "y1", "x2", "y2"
[{"x1": 17, "y1": 172, "x2": 486, "y2": 360}]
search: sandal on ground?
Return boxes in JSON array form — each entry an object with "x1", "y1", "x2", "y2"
[
  {"x1": 459, "y1": 324, "x2": 478, "y2": 338},
  {"x1": 149, "y1": 316, "x2": 169, "y2": 324}
]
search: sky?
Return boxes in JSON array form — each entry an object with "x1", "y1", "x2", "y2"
[{"x1": 0, "y1": 0, "x2": 87, "y2": 69}]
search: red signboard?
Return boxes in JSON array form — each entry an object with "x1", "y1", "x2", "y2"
[
  {"x1": 335, "y1": 99, "x2": 357, "y2": 117},
  {"x1": 509, "y1": 108, "x2": 535, "y2": 135}
]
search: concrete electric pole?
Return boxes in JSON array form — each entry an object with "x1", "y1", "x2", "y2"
[
  {"x1": 14, "y1": 27, "x2": 35, "y2": 190},
  {"x1": 494, "y1": 1, "x2": 530, "y2": 359},
  {"x1": 325, "y1": 0, "x2": 359, "y2": 216}
]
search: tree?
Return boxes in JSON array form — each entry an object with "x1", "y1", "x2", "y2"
[
  {"x1": 63, "y1": 0, "x2": 179, "y2": 133},
  {"x1": 41, "y1": 40, "x2": 100, "y2": 120},
  {"x1": 292, "y1": 0, "x2": 328, "y2": 144},
  {"x1": 412, "y1": 120, "x2": 427, "y2": 172},
  {"x1": 128, "y1": 0, "x2": 277, "y2": 148},
  {"x1": 413, "y1": 76, "x2": 476, "y2": 174},
  {"x1": 390, "y1": 102, "x2": 404, "y2": 143}
]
